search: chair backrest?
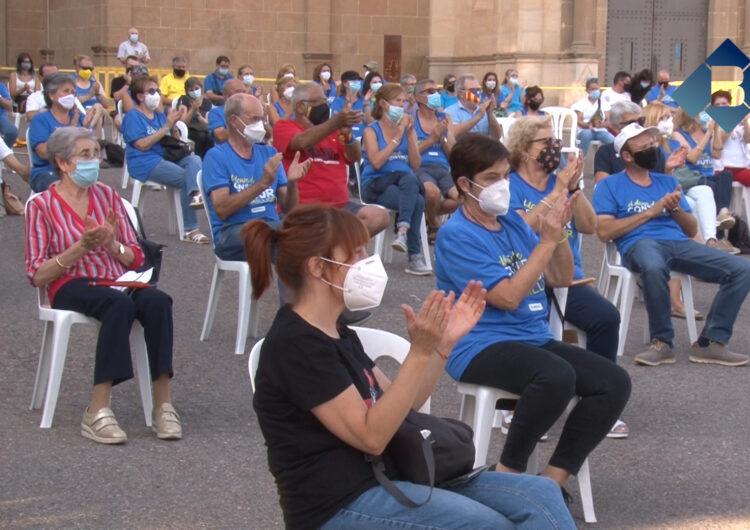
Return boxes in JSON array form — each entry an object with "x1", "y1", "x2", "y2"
[
  {"x1": 248, "y1": 327, "x2": 430, "y2": 413},
  {"x1": 174, "y1": 121, "x2": 189, "y2": 143},
  {"x1": 171, "y1": 98, "x2": 180, "y2": 111},
  {"x1": 495, "y1": 116, "x2": 516, "y2": 144},
  {"x1": 120, "y1": 197, "x2": 140, "y2": 231},
  {"x1": 195, "y1": 170, "x2": 218, "y2": 250},
  {"x1": 541, "y1": 106, "x2": 578, "y2": 153},
  {"x1": 25, "y1": 128, "x2": 33, "y2": 162},
  {"x1": 548, "y1": 287, "x2": 568, "y2": 341}
]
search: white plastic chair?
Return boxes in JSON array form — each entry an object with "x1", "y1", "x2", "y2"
[
  {"x1": 27, "y1": 194, "x2": 153, "y2": 428},
  {"x1": 495, "y1": 116, "x2": 516, "y2": 145},
  {"x1": 354, "y1": 154, "x2": 432, "y2": 270},
  {"x1": 197, "y1": 170, "x2": 260, "y2": 355},
  {"x1": 731, "y1": 181, "x2": 750, "y2": 224},
  {"x1": 541, "y1": 106, "x2": 579, "y2": 156},
  {"x1": 598, "y1": 241, "x2": 697, "y2": 356},
  {"x1": 117, "y1": 101, "x2": 130, "y2": 189},
  {"x1": 248, "y1": 327, "x2": 429, "y2": 413}
]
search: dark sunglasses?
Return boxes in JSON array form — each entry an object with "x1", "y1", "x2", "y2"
[{"x1": 80, "y1": 66, "x2": 93, "y2": 71}]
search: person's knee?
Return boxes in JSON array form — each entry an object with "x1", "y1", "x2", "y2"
[
  {"x1": 398, "y1": 173, "x2": 420, "y2": 193},
  {"x1": 359, "y1": 206, "x2": 389, "y2": 235},
  {"x1": 537, "y1": 361, "x2": 576, "y2": 402},
  {"x1": 424, "y1": 182, "x2": 440, "y2": 203},
  {"x1": 604, "y1": 364, "x2": 632, "y2": 405}
]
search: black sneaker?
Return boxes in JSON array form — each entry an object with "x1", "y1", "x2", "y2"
[{"x1": 339, "y1": 310, "x2": 372, "y2": 326}]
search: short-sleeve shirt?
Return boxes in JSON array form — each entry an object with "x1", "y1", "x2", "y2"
[
  {"x1": 203, "y1": 72, "x2": 234, "y2": 104},
  {"x1": 201, "y1": 141, "x2": 287, "y2": 240},
  {"x1": 646, "y1": 85, "x2": 678, "y2": 108},
  {"x1": 329, "y1": 96, "x2": 365, "y2": 138},
  {"x1": 110, "y1": 75, "x2": 128, "y2": 99},
  {"x1": 592, "y1": 170, "x2": 692, "y2": 255},
  {"x1": 0, "y1": 137, "x2": 13, "y2": 161},
  {"x1": 159, "y1": 72, "x2": 190, "y2": 102},
  {"x1": 440, "y1": 91, "x2": 458, "y2": 109},
  {"x1": 444, "y1": 101, "x2": 490, "y2": 137},
  {"x1": 25, "y1": 91, "x2": 46, "y2": 114},
  {"x1": 570, "y1": 96, "x2": 610, "y2": 123},
  {"x1": 509, "y1": 171, "x2": 584, "y2": 279},
  {"x1": 594, "y1": 142, "x2": 666, "y2": 178},
  {"x1": 177, "y1": 95, "x2": 213, "y2": 129},
  {"x1": 29, "y1": 110, "x2": 85, "y2": 181},
  {"x1": 273, "y1": 119, "x2": 351, "y2": 207},
  {"x1": 253, "y1": 305, "x2": 382, "y2": 529},
  {"x1": 360, "y1": 122, "x2": 412, "y2": 187},
  {"x1": 122, "y1": 109, "x2": 167, "y2": 181},
  {"x1": 73, "y1": 78, "x2": 99, "y2": 109},
  {"x1": 600, "y1": 88, "x2": 631, "y2": 107},
  {"x1": 117, "y1": 40, "x2": 150, "y2": 61},
  {"x1": 0, "y1": 83, "x2": 10, "y2": 119},
  {"x1": 500, "y1": 84, "x2": 525, "y2": 113},
  {"x1": 208, "y1": 106, "x2": 227, "y2": 142},
  {"x1": 435, "y1": 208, "x2": 554, "y2": 379}
]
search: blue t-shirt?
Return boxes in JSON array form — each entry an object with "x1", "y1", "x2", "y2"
[
  {"x1": 414, "y1": 113, "x2": 449, "y2": 169},
  {"x1": 440, "y1": 91, "x2": 457, "y2": 109},
  {"x1": 204, "y1": 72, "x2": 234, "y2": 105},
  {"x1": 500, "y1": 84, "x2": 525, "y2": 113},
  {"x1": 646, "y1": 85, "x2": 678, "y2": 108},
  {"x1": 315, "y1": 81, "x2": 337, "y2": 103},
  {"x1": 435, "y1": 208, "x2": 554, "y2": 379},
  {"x1": 208, "y1": 106, "x2": 227, "y2": 142},
  {"x1": 0, "y1": 83, "x2": 10, "y2": 119},
  {"x1": 360, "y1": 122, "x2": 412, "y2": 187},
  {"x1": 29, "y1": 110, "x2": 85, "y2": 180},
  {"x1": 73, "y1": 77, "x2": 98, "y2": 109},
  {"x1": 202, "y1": 141, "x2": 287, "y2": 240},
  {"x1": 444, "y1": 101, "x2": 490, "y2": 136},
  {"x1": 122, "y1": 109, "x2": 167, "y2": 181},
  {"x1": 520, "y1": 108, "x2": 546, "y2": 117},
  {"x1": 675, "y1": 129, "x2": 714, "y2": 177},
  {"x1": 592, "y1": 170, "x2": 692, "y2": 255},
  {"x1": 330, "y1": 96, "x2": 365, "y2": 138},
  {"x1": 509, "y1": 171, "x2": 584, "y2": 279}
]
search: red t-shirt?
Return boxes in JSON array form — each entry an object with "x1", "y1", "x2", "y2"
[{"x1": 273, "y1": 119, "x2": 351, "y2": 208}]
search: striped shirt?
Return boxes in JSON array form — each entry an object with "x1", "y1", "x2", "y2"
[{"x1": 25, "y1": 182, "x2": 145, "y2": 304}]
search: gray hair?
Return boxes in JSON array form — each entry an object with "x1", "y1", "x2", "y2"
[
  {"x1": 400, "y1": 73, "x2": 416, "y2": 85},
  {"x1": 414, "y1": 78, "x2": 435, "y2": 95},
  {"x1": 455, "y1": 74, "x2": 477, "y2": 93},
  {"x1": 291, "y1": 82, "x2": 316, "y2": 106},
  {"x1": 609, "y1": 101, "x2": 643, "y2": 128},
  {"x1": 46, "y1": 127, "x2": 98, "y2": 173},
  {"x1": 43, "y1": 73, "x2": 75, "y2": 107}
]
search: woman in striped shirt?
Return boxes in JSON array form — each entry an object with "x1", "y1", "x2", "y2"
[{"x1": 25, "y1": 127, "x2": 181, "y2": 444}]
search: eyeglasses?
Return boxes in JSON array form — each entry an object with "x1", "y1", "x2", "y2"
[
  {"x1": 622, "y1": 117, "x2": 646, "y2": 127},
  {"x1": 146, "y1": 88, "x2": 162, "y2": 95}
]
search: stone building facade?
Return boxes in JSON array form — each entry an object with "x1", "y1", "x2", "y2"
[{"x1": 1, "y1": 0, "x2": 749, "y2": 105}]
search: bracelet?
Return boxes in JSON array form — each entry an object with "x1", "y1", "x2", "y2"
[
  {"x1": 55, "y1": 256, "x2": 72, "y2": 270},
  {"x1": 539, "y1": 198, "x2": 554, "y2": 209},
  {"x1": 558, "y1": 235, "x2": 569, "y2": 245},
  {"x1": 435, "y1": 348, "x2": 450, "y2": 361}
]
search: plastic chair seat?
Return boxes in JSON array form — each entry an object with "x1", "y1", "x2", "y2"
[{"x1": 731, "y1": 181, "x2": 750, "y2": 224}]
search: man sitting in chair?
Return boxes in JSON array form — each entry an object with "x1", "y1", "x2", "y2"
[
  {"x1": 592, "y1": 122, "x2": 750, "y2": 367},
  {"x1": 201, "y1": 94, "x2": 310, "y2": 261}
]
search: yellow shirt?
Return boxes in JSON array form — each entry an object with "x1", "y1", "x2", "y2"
[{"x1": 159, "y1": 72, "x2": 190, "y2": 102}]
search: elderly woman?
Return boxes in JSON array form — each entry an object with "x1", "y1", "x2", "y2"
[
  {"x1": 361, "y1": 83, "x2": 430, "y2": 275},
  {"x1": 435, "y1": 133, "x2": 631, "y2": 491},
  {"x1": 268, "y1": 74, "x2": 296, "y2": 126},
  {"x1": 507, "y1": 116, "x2": 628, "y2": 438},
  {"x1": 177, "y1": 77, "x2": 214, "y2": 158},
  {"x1": 122, "y1": 75, "x2": 208, "y2": 244},
  {"x1": 73, "y1": 55, "x2": 111, "y2": 140},
  {"x1": 28, "y1": 73, "x2": 94, "y2": 192},
  {"x1": 247, "y1": 203, "x2": 575, "y2": 529},
  {"x1": 25, "y1": 127, "x2": 181, "y2": 444}
]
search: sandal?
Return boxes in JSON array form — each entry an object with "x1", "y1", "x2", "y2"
[
  {"x1": 189, "y1": 194, "x2": 204, "y2": 210},
  {"x1": 606, "y1": 418, "x2": 629, "y2": 439},
  {"x1": 183, "y1": 229, "x2": 210, "y2": 245}
]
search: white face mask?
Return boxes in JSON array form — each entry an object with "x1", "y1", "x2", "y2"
[
  {"x1": 657, "y1": 116, "x2": 674, "y2": 137},
  {"x1": 485, "y1": 80, "x2": 497, "y2": 90},
  {"x1": 283, "y1": 86, "x2": 295, "y2": 100},
  {"x1": 320, "y1": 71, "x2": 331, "y2": 81},
  {"x1": 237, "y1": 118, "x2": 266, "y2": 144},
  {"x1": 319, "y1": 254, "x2": 389, "y2": 311},
  {"x1": 144, "y1": 92, "x2": 161, "y2": 110},
  {"x1": 188, "y1": 88, "x2": 202, "y2": 100},
  {"x1": 243, "y1": 74, "x2": 254, "y2": 86},
  {"x1": 58, "y1": 94, "x2": 76, "y2": 110},
  {"x1": 467, "y1": 178, "x2": 511, "y2": 217}
]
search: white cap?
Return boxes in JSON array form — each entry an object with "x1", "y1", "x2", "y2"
[{"x1": 614, "y1": 122, "x2": 659, "y2": 156}]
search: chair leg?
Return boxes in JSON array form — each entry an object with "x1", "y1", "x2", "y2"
[
  {"x1": 200, "y1": 264, "x2": 223, "y2": 342},
  {"x1": 419, "y1": 214, "x2": 432, "y2": 270},
  {"x1": 471, "y1": 387, "x2": 499, "y2": 468},
  {"x1": 680, "y1": 276, "x2": 698, "y2": 345},
  {"x1": 131, "y1": 180, "x2": 144, "y2": 211},
  {"x1": 39, "y1": 316, "x2": 74, "y2": 428},
  {"x1": 30, "y1": 321, "x2": 54, "y2": 410},
  {"x1": 371, "y1": 230, "x2": 385, "y2": 260},
  {"x1": 527, "y1": 444, "x2": 540, "y2": 475},
  {"x1": 170, "y1": 188, "x2": 185, "y2": 240},
  {"x1": 577, "y1": 458, "x2": 597, "y2": 523},
  {"x1": 235, "y1": 269, "x2": 252, "y2": 355},
  {"x1": 131, "y1": 322, "x2": 153, "y2": 427},
  {"x1": 617, "y1": 275, "x2": 637, "y2": 356},
  {"x1": 120, "y1": 160, "x2": 129, "y2": 189}
]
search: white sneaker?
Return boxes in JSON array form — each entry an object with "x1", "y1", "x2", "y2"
[{"x1": 392, "y1": 231, "x2": 408, "y2": 253}]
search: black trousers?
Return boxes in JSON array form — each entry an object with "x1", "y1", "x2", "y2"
[
  {"x1": 53, "y1": 278, "x2": 174, "y2": 386},
  {"x1": 460, "y1": 340, "x2": 631, "y2": 474}
]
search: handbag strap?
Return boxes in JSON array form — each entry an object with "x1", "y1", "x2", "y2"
[{"x1": 366, "y1": 431, "x2": 436, "y2": 508}]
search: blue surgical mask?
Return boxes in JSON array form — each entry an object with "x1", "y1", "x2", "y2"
[
  {"x1": 349, "y1": 80, "x2": 362, "y2": 92},
  {"x1": 640, "y1": 81, "x2": 650, "y2": 89},
  {"x1": 188, "y1": 88, "x2": 202, "y2": 99},
  {"x1": 371, "y1": 82, "x2": 383, "y2": 93},
  {"x1": 218, "y1": 67, "x2": 229, "y2": 76},
  {"x1": 697, "y1": 111, "x2": 711, "y2": 127},
  {"x1": 70, "y1": 159, "x2": 100, "y2": 188},
  {"x1": 589, "y1": 89, "x2": 600, "y2": 100},
  {"x1": 387, "y1": 104, "x2": 404, "y2": 123},
  {"x1": 427, "y1": 92, "x2": 442, "y2": 110}
]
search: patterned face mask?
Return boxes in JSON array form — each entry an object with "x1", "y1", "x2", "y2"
[{"x1": 536, "y1": 138, "x2": 562, "y2": 174}]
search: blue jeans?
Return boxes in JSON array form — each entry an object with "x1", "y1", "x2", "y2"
[
  {"x1": 0, "y1": 115, "x2": 18, "y2": 148},
  {"x1": 622, "y1": 238, "x2": 750, "y2": 345},
  {"x1": 363, "y1": 171, "x2": 425, "y2": 256},
  {"x1": 30, "y1": 170, "x2": 60, "y2": 192},
  {"x1": 321, "y1": 472, "x2": 575, "y2": 529},
  {"x1": 564, "y1": 284, "x2": 620, "y2": 362},
  {"x1": 146, "y1": 154, "x2": 202, "y2": 232},
  {"x1": 577, "y1": 128, "x2": 614, "y2": 156}
]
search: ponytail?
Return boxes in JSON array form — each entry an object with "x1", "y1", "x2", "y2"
[{"x1": 242, "y1": 219, "x2": 276, "y2": 300}]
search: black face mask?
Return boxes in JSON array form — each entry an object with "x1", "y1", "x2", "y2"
[
  {"x1": 623, "y1": 83, "x2": 631, "y2": 92},
  {"x1": 173, "y1": 68, "x2": 185, "y2": 77},
  {"x1": 445, "y1": 83, "x2": 455, "y2": 92},
  {"x1": 629, "y1": 146, "x2": 659, "y2": 170},
  {"x1": 536, "y1": 138, "x2": 562, "y2": 173},
  {"x1": 528, "y1": 100, "x2": 543, "y2": 111},
  {"x1": 307, "y1": 102, "x2": 330, "y2": 125}
]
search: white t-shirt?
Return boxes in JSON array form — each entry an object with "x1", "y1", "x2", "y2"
[
  {"x1": 571, "y1": 96, "x2": 611, "y2": 122},
  {"x1": 601, "y1": 88, "x2": 631, "y2": 107},
  {"x1": 720, "y1": 123, "x2": 749, "y2": 169},
  {"x1": 25, "y1": 91, "x2": 46, "y2": 113},
  {"x1": 117, "y1": 40, "x2": 150, "y2": 61},
  {"x1": 0, "y1": 136, "x2": 12, "y2": 161}
]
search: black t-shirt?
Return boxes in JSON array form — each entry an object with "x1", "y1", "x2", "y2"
[
  {"x1": 177, "y1": 95, "x2": 212, "y2": 130},
  {"x1": 253, "y1": 305, "x2": 381, "y2": 530},
  {"x1": 594, "y1": 142, "x2": 666, "y2": 178},
  {"x1": 110, "y1": 75, "x2": 128, "y2": 98}
]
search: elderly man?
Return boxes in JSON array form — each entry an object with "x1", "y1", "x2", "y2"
[
  {"x1": 204, "y1": 56, "x2": 234, "y2": 106},
  {"x1": 208, "y1": 79, "x2": 247, "y2": 144},
  {"x1": 445, "y1": 74, "x2": 502, "y2": 140},
  {"x1": 272, "y1": 82, "x2": 389, "y2": 237},
  {"x1": 593, "y1": 123, "x2": 750, "y2": 367},
  {"x1": 646, "y1": 70, "x2": 678, "y2": 108},
  {"x1": 202, "y1": 94, "x2": 311, "y2": 261},
  {"x1": 594, "y1": 100, "x2": 686, "y2": 183},
  {"x1": 400, "y1": 73, "x2": 418, "y2": 115},
  {"x1": 159, "y1": 57, "x2": 190, "y2": 106},
  {"x1": 117, "y1": 27, "x2": 150, "y2": 64}
]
